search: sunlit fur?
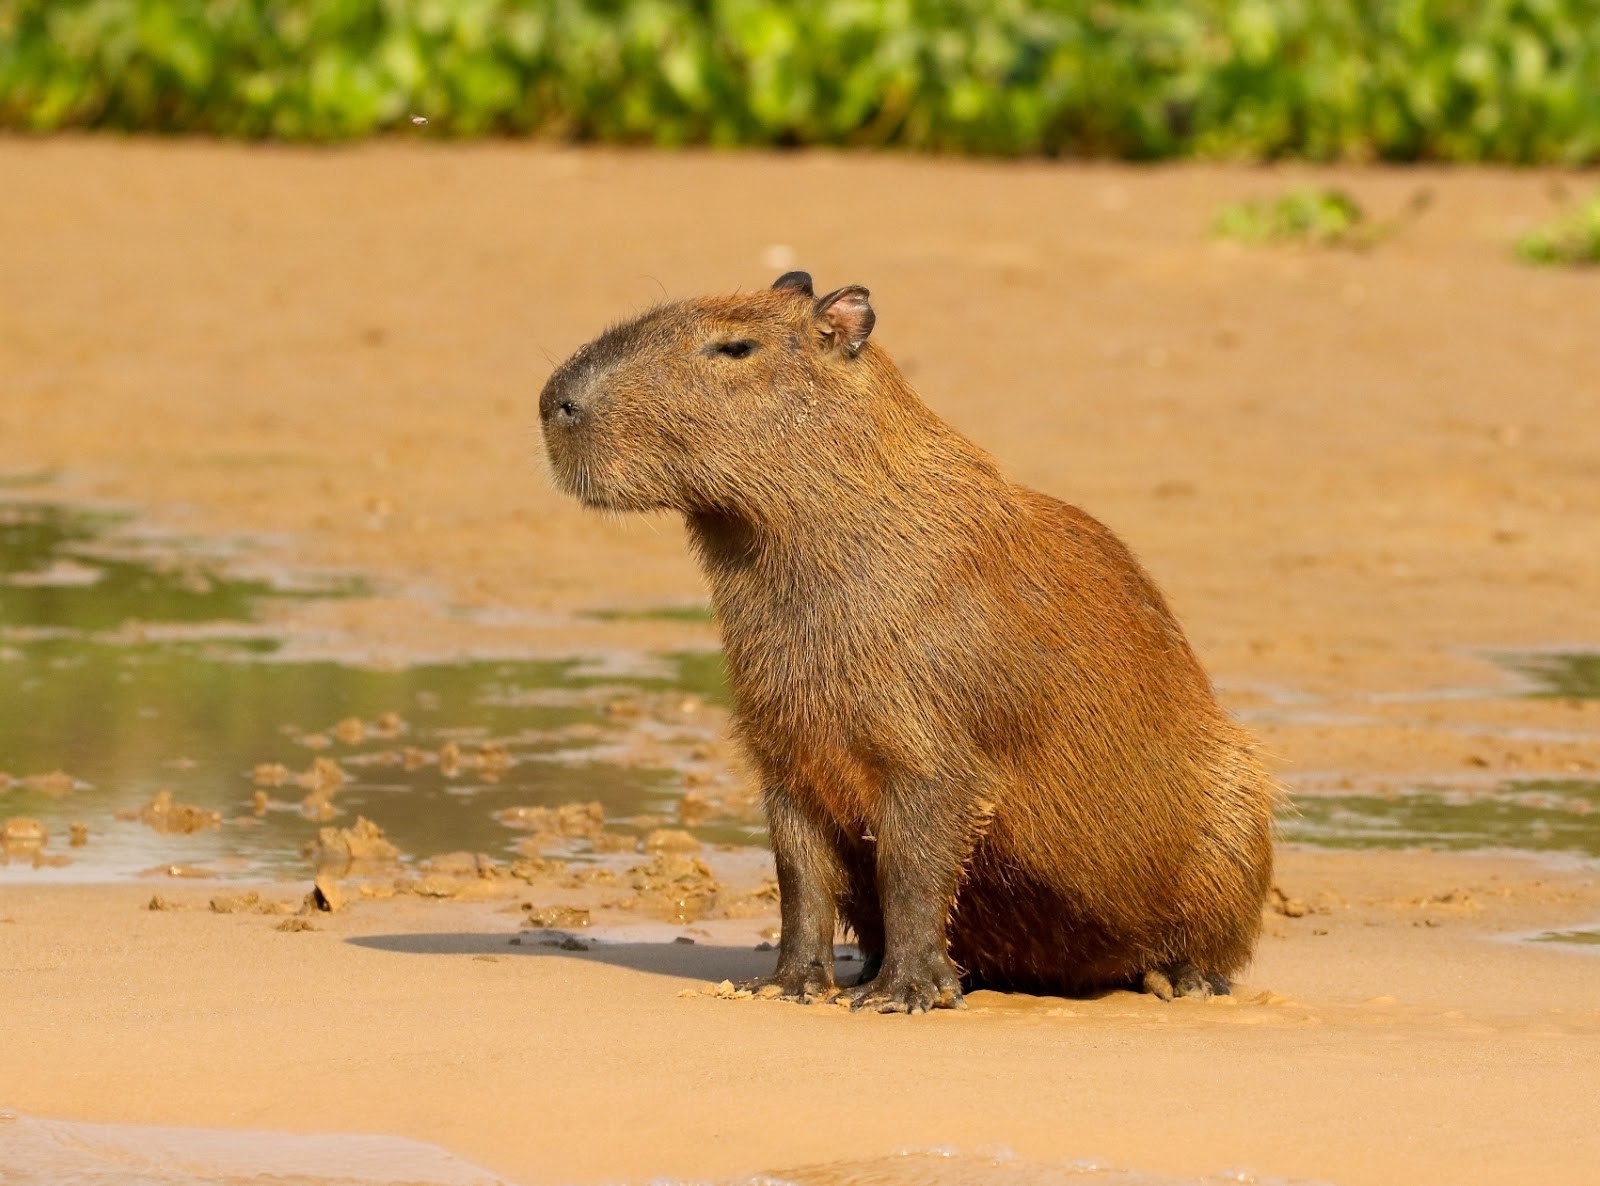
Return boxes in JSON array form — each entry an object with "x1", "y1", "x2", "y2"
[{"x1": 541, "y1": 281, "x2": 1278, "y2": 997}]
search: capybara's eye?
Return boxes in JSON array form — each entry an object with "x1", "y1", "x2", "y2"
[{"x1": 709, "y1": 339, "x2": 759, "y2": 360}]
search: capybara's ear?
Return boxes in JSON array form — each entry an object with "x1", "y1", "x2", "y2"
[
  {"x1": 772, "y1": 271, "x2": 814, "y2": 297},
  {"x1": 814, "y1": 286, "x2": 874, "y2": 357}
]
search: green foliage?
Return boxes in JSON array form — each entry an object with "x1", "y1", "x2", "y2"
[
  {"x1": 1213, "y1": 188, "x2": 1367, "y2": 246},
  {"x1": 1515, "y1": 193, "x2": 1600, "y2": 266},
  {"x1": 4, "y1": 1, "x2": 1600, "y2": 160}
]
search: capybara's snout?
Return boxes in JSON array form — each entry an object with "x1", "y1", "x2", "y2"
[{"x1": 538, "y1": 353, "x2": 593, "y2": 431}]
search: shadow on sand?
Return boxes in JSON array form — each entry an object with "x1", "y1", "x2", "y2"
[{"x1": 346, "y1": 930, "x2": 784, "y2": 985}]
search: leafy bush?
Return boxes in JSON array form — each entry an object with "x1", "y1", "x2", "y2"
[
  {"x1": 1516, "y1": 193, "x2": 1600, "y2": 266},
  {"x1": 1213, "y1": 189, "x2": 1368, "y2": 246},
  {"x1": 4, "y1": 1, "x2": 1600, "y2": 160}
]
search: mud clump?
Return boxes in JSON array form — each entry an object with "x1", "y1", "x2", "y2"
[
  {"x1": 3, "y1": 816, "x2": 48, "y2": 848},
  {"x1": 405, "y1": 851, "x2": 517, "y2": 900},
  {"x1": 117, "y1": 790, "x2": 221, "y2": 834},
  {"x1": 525, "y1": 904, "x2": 592, "y2": 929},
  {"x1": 302, "y1": 815, "x2": 401, "y2": 872},
  {"x1": 621, "y1": 853, "x2": 722, "y2": 923},
  {"x1": 252, "y1": 763, "x2": 290, "y2": 788},
  {"x1": 499, "y1": 800, "x2": 606, "y2": 852},
  {"x1": 497, "y1": 800, "x2": 604, "y2": 836},
  {"x1": 2, "y1": 815, "x2": 70, "y2": 868},
  {"x1": 643, "y1": 828, "x2": 701, "y2": 854},
  {"x1": 307, "y1": 873, "x2": 346, "y2": 913},
  {"x1": 1269, "y1": 885, "x2": 1309, "y2": 918},
  {"x1": 508, "y1": 856, "x2": 566, "y2": 884},
  {"x1": 68, "y1": 821, "x2": 88, "y2": 847},
  {"x1": 276, "y1": 917, "x2": 318, "y2": 932},
  {"x1": 0, "y1": 771, "x2": 78, "y2": 800},
  {"x1": 18, "y1": 770, "x2": 76, "y2": 798},
  {"x1": 209, "y1": 890, "x2": 261, "y2": 913},
  {"x1": 295, "y1": 757, "x2": 348, "y2": 820}
]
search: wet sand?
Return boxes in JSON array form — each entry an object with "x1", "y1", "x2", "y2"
[
  {"x1": 2, "y1": 140, "x2": 1600, "y2": 1184},
  {"x1": 3, "y1": 849, "x2": 1599, "y2": 1186}
]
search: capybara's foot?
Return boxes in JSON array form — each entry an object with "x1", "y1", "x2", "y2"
[
  {"x1": 847, "y1": 956, "x2": 965, "y2": 1015},
  {"x1": 747, "y1": 959, "x2": 834, "y2": 1004},
  {"x1": 1141, "y1": 962, "x2": 1222, "y2": 1001}
]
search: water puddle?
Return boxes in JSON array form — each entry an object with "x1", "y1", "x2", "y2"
[
  {"x1": 1280, "y1": 779, "x2": 1600, "y2": 860},
  {"x1": 0, "y1": 502, "x2": 353, "y2": 634},
  {"x1": 585, "y1": 604, "x2": 715, "y2": 625},
  {"x1": 1528, "y1": 926, "x2": 1600, "y2": 949},
  {"x1": 0, "y1": 503, "x2": 748, "y2": 883},
  {"x1": 1495, "y1": 650, "x2": 1600, "y2": 700}
]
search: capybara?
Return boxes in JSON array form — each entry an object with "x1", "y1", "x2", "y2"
[{"x1": 540, "y1": 272, "x2": 1277, "y2": 1013}]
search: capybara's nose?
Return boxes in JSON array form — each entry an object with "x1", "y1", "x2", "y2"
[{"x1": 538, "y1": 373, "x2": 587, "y2": 428}]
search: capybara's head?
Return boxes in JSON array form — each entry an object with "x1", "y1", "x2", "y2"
[{"x1": 539, "y1": 272, "x2": 882, "y2": 516}]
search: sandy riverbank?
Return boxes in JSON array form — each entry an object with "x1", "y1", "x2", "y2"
[
  {"x1": 2, "y1": 141, "x2": 1599, "y2": 1184},
  {"x1": 2, "y1": 847, "x2": 1599, "y2": 1186}
]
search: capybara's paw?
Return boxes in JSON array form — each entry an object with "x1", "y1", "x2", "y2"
[
  {"x1": 747, "y1": 960, "x2": 834, "y2": 1005},
  {"x1": 1141, "y1": 962, "x2": 1221, "y2": 1001},
  {"x1": 847, "y1": 958, "x2": 965, "y2": 1015}
]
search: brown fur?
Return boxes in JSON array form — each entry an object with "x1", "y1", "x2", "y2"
[{"x1": 540, "y1": 273, "x2": 1277, "y2": 1011}]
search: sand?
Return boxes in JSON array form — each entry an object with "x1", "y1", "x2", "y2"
[{"x1": 2, "y1": 140, "x2": 1599, "y2": 1185}]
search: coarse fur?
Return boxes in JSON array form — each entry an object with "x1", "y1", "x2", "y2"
[{"x1": 539, "y1": 273, "x2": 1278, "y2": 1013}]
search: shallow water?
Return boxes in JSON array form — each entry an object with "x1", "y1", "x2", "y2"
[
  {"x1": 1280, "y1": 779, "x2": 1600, "y2": 861},
  {"x1": 5, "y1": 499, "x2": 1599, "y2": 885},
  {"x1": 1496, "y1": 650, "x2": 1600, "y2": 700},
  {"x1": 0, "y1": 503, "x2": 746, "y2": 883}
]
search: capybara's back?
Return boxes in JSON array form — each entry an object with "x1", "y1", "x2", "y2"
[{"x1": 541, "y1": 271, "x2": 1277, "y2": 1012}]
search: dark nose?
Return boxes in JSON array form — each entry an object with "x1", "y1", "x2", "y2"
[{"x1": 538, "y1": 370, "x2": 587, "y2": 428}]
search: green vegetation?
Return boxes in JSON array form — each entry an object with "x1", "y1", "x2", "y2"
[
  {"x1": 1212, "y1": 185, "x2": 1435, "y2": 249},
  {"x1": 5, "y1": 2, "x2": 1600, "y2": 160},
  {"x1": 1500, "y1": 651, "x2": 1600, "y2": 697},
  {"x1": 1212, "y1": 188, "x2": 1368, "y2": 246},
  {"x1": 1515, "y1": 193, "x2": 1600, "y2": 266},
  {"x1": 587, "y1": 605, "x2": 716, "y2": 625}
]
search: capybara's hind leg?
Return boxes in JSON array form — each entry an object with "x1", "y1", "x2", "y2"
[
  {"x1": 838, "y1": 838, "x2": 884, "y2": 988},
  {"x1": 1142, "y1": 962, "x2": 1219, "y2": 1001}
]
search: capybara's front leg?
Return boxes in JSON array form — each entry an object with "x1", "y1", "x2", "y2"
[
  {"x1": 847, "y1": 776, "x2": 976, "y2": 1015},
  {"x1": 753, "y1": 786, "x2": 845, "y2": 1004}
]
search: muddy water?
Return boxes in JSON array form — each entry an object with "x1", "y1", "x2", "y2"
[
  {"x1": 1274, "y1": 649, "x2": 1600, "y2": 864},
  {"x1": 0, "y1": 503, "x2": 747, "y2": 882},
  {"x1": 1497, "y1": 651, "x2": 1600, "y2": 700},
  {"x1": 5, "y1": 499, "x2": 1599, "y2": 885},
  {"x1": 1281, "y1": 779, "x2": 1600, "y2": 861}
]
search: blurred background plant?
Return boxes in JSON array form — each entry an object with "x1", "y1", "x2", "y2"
[
  {"x1": 1212, "y1": 185, "x2": 1436, "y2": 248},
  {"x1": 1212, "y1": 188, "x2": 1368, "y2": 246},
  {"x1": 3, "y1": 0, "x2": 1600, "y2": 160},
  {"x1": 1515, "y1": 190, "x2": 1600, "y2": 265}
]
